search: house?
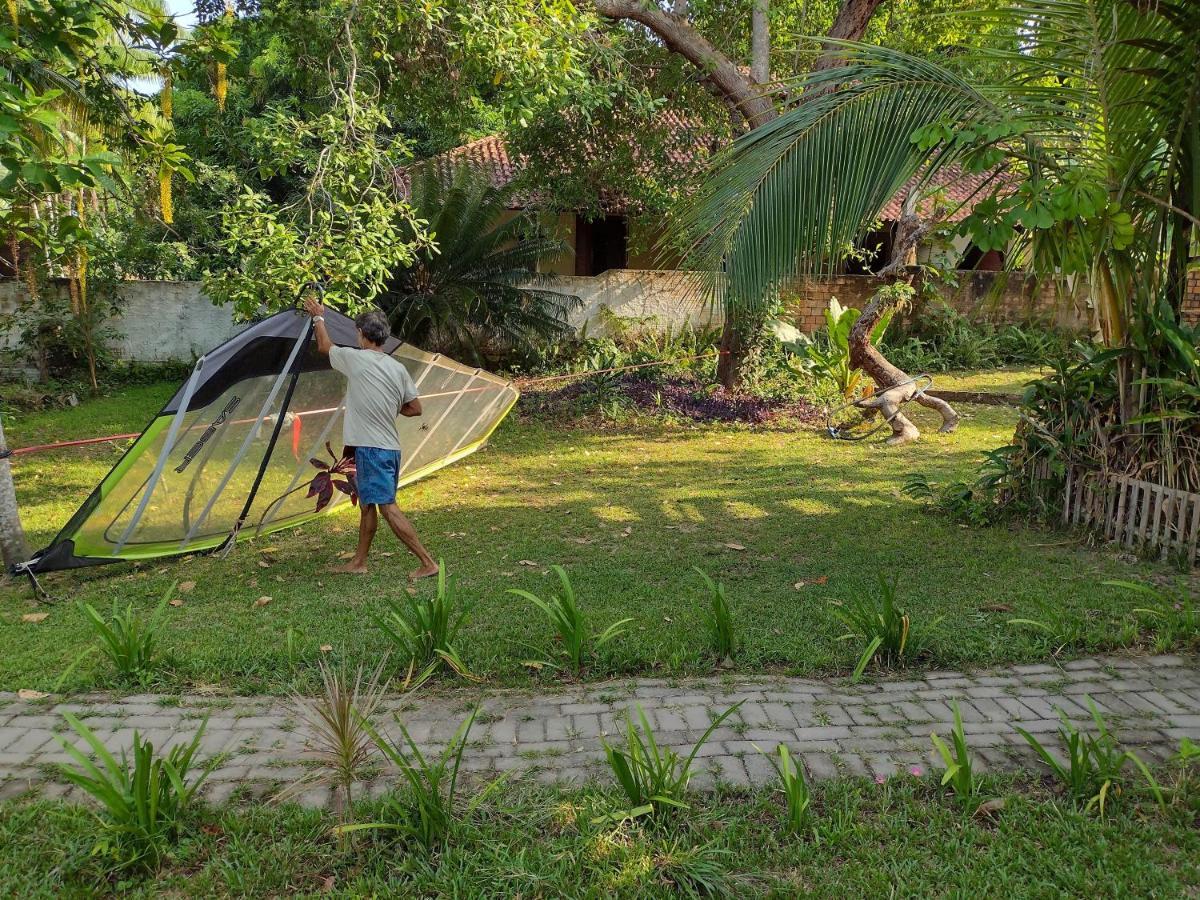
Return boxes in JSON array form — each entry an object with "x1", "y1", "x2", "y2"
[
  {"x1": 399, "y1": 130, "x2": 1093, "y2": 333},
  {"x1": 406, "y1": 131, "x2": 1010, "y2": 278}
]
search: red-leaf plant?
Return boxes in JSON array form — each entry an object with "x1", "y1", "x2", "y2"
[
  {"x1": 255, "y1": 442, "x2": 358, "y2": 530},
  {"x1": 308, "y1": 442, "x2": 358, "y2": 512}
]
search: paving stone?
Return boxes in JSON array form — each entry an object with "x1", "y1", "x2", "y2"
[{"x1": 0, "y1": 654, "x2": 1196, "y2": 799}]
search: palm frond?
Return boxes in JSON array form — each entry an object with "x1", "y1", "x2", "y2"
[
  {"x1": 670, "y1": 44, "x2": 990, "y2": 317},
  {"x1": 383, "y1": 163, "x2": 580, "y2": 364}
]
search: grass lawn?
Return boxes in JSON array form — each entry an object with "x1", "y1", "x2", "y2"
[
  {"x1": 928, "y1": 366, "x2": 1049, "y2": 396},
  {"x1": 0, "y1": 377, "x2": 1192, "y2": 695},
  {"x1": 1, "y1": 777, "x2": 1197, "y2": 897}
]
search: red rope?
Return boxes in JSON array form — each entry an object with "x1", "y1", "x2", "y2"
[
  {"x1": 7, "y1": 433, "x2": 142, "y2": 457},
  {"x1": 6, "y1": 352, "x2": 723, "y2": 460}
]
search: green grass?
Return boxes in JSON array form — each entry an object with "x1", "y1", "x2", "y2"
[
  {"x1": 1, "y1": 379, "x2": 1193, "y2": 695},
  {"x1": 931, "y1": 367, "x2": 1049, "y2": 395},
  {"x1": 1, "y1": 777, "x2": 1196, "y2": 896}
]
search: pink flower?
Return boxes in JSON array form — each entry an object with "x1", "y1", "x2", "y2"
[
  {"x1": 910, "y1": 766, "x2": 923, "y2": 777},
  {"x1": 874, "y1": 774, "x2": 886, "y2": 784}
]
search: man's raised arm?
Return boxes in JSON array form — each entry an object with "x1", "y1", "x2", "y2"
[{"x1": 303, "y1": 295, "x2": 333, "y2": 355}]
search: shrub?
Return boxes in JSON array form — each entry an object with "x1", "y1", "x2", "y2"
[
  {"x1": 347, "y1": 707, "x2": 503, "y2": 848},
  {"x1": 1016, "y1": 697, "x2": 1163, "y2": 816},
  {"x1": 774, "y1": 297, "x2": 895, "y2": 399},
  {"x1": 882, "y1": 302, "x2": 1069, "y2": 373},
  {"x1": 832, "y1": 574, "x2": 933, "y2": 680},
  {"x1": 758, "y1": 744, "x2": 812, "y2": 833},
  {"x1": 57, "y1": 712, "x2": 213, "y2": 872},
  {"x1": 930, "y1": 702, "x2": 979, "y2": 804},
  {"x1": 277, "y1": 657, "x2": 390, "y2": 837},
  {"x1": 694, "y1": 567, "x2": 736, "y2": 661},
  {"x1": 600, "y1": 702, "x2": 742, "y2": 820},
  {"x1": 79, "y1": 585, "x2": 173, "y2": 684},
  {"x1": 371, "y1": 565, "x2": 473, "y2": 682},
  {"x1": 509, "y1": 565, "x2": 632, "y2": 675}
]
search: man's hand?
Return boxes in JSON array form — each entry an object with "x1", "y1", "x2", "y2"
[
  {"x1": 303, "y1": 294, "x2": 326, "y2": 319},
  {"x1": 304, "y1": 293, "x2": 333, "y2": 354}
]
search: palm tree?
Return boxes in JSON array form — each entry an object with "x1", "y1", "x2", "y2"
[
  {"x1": 380, "y1": 164, "x2": 580, "y2": 366},
  {"x1": 672, "y1": 0, "x2": 1199, "y2": 447}
]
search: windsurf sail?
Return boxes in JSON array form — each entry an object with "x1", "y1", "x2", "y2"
[{"x1": 20, "y1": 308, "x2": 518, "y2": 573}]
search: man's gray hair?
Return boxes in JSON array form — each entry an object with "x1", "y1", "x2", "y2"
[{"x1": 355, "y1": 309, "x2": 391, "y2": 346}]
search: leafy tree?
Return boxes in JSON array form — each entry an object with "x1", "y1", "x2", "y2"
[
  {"x1": 0, "y1": 0, "x2": 195, "y2": 565},
  {"x1": 379, "y1": 165, "x2": 580, "y2": 365}
]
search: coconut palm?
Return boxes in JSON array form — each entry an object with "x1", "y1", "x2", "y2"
[
  {"x1": 380, "y1": 164, "x2": 580, "y2": 366},
  {"x1": 678, "y1": 0, "x2": 1200, "y2": 329},
  {"x1": 672, "y1": 0, "x2": 1200, "y2": 441}
]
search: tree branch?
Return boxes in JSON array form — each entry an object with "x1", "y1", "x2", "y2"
[{"x1": 592, "y1": 0, "x2": 776, "y2": 127}]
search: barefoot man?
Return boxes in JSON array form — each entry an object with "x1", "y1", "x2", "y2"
[{"x1": 303, "y1": 294, "x2": 439, "y2": 579}]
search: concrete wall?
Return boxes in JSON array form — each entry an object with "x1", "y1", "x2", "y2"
[
  {"x1": 549, "y1": 269, "x2": 718, "y2": 332},
  {"x1": 3, "y1": 268, "x2": 1194, "y2": 369},
  {"x1": 0, "y1": 279, "x2": 242, "y2": 364}
]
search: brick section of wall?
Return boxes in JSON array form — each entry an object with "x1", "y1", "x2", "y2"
[
  {"x1": 1184, "y1": 269, "x2": 1200, "y2": 326},
  {"x1": 782, "y1": 270, "x2": 1085, "y2": 334}
]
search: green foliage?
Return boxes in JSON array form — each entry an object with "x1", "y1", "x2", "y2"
[
  {"x1": 649, "y1": 838, "x2": 736, "y2": 898},
  {"x1": 205, "y1": 92, "x2": 431, "y2": 317},
  {"x1": 832, "y1": 574, "x2": 930, "y2": 680},
  {"x1": 56, "y1": 712, "x2": 213, "y2": 872},
  {"x1": 1106, "y1": 580, "x2": 1199, "y2": 653},
  {"x1": 759, "y1": 744, "x2": 812, "y2": 834},
  {"x1": 600, "y1": 702, "x2": 742, "y2": 820},
  {"x1": 509, "y1": 565, "x2": 632, "y2": 675},
  {"x1": 371, "y1": 565, "x2": 473, "y2": 682},
  {"x1": 930, "y1": 702, "x2": 979, "y2": 803},
  {"x1": 348, "y1": 706, "x2": 502, "y2": 849},
  {"x1": 672, "y1": 0, "x2": 1200, "y2": 492},
  {"x1": 1016, "y1": 697, "x2": 1163, "y2": 816},
  {"x1": 883, "y1": 304, "x2": 1069, "y2": 373},
  {"x1": 776, "y1": 297, "x2": 893, "y2": 398},
  {"x1": 379, "y1": 165, "x2": 579, "y2": 366},
  {"x1": 79, "y1": 585, "x2": 173, "y2": 684},
  {"x1": 694, "y1": 566, "x2": 736, "y2": 661}
]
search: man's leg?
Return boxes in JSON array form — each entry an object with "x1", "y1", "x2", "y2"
[
  {"x1": 333, "y1": 504, "x2": 377, "y2": 574},
  {"x1": 379, "y1": 503, "x2": 439, "y2": 579}
]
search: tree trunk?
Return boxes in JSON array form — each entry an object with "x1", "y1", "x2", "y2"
[
  {"x1": 0, "y1": 418, "x2": 31, "y2": 568},
  {"x1": 847, "y1": 211, "x2": 959, "y2": 444},
  {"x1": 812, "y1": 0, "x2": 887, "y2": 71},
  {"x1": 751, "y1": 0, "x2": 770, "y2": 84},
  {"x1": 716, "y1": 313, "x2": 745, "y2": 389},
  {"x1": 594, "y1": 0, "x2": 888, "y2": 390}
]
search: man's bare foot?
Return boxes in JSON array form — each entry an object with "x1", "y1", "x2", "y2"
[
  {"x1": 409, "y1": 563, "x2": 440, "y2": 581},
  {"x1": 330, "y1": 562, "x2": 369, "y2": 575}
]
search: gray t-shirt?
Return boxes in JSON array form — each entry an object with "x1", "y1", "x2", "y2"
[{"x1": 328, "y1": 346, "x2": 419, "y2": 451}]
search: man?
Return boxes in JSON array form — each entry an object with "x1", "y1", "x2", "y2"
[{"x1": 303, "y1": 294, "x2": 439, "y2": 579}]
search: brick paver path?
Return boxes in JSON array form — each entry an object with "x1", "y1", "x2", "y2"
[{"x1": 2, "y1": 654, "x2": 1198, "y2": 809}]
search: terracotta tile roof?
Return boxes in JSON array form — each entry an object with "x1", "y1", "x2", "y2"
[
  {"x1": 882, "y1": 165, "x2": 1007, "y2": 223},
  {"x1": 400, "y1": 129, "x2": 1001, "y2": 222}
]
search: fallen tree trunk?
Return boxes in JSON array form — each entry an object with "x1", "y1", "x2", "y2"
[{"x1": 847, "y1": 206, "x2": 959, "y2": 445}]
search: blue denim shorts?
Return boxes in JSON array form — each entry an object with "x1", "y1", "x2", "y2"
[{"x1": 352, "y1": 446, "x2": 401, "y2": 506}]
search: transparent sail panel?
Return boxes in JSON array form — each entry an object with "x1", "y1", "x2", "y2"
[
  {"x1": 249, "y1": 369, "x2": 352, "y2": 530},
  {"x1": 74, "y1": 373, "x2": 294, "y2": 552}
]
